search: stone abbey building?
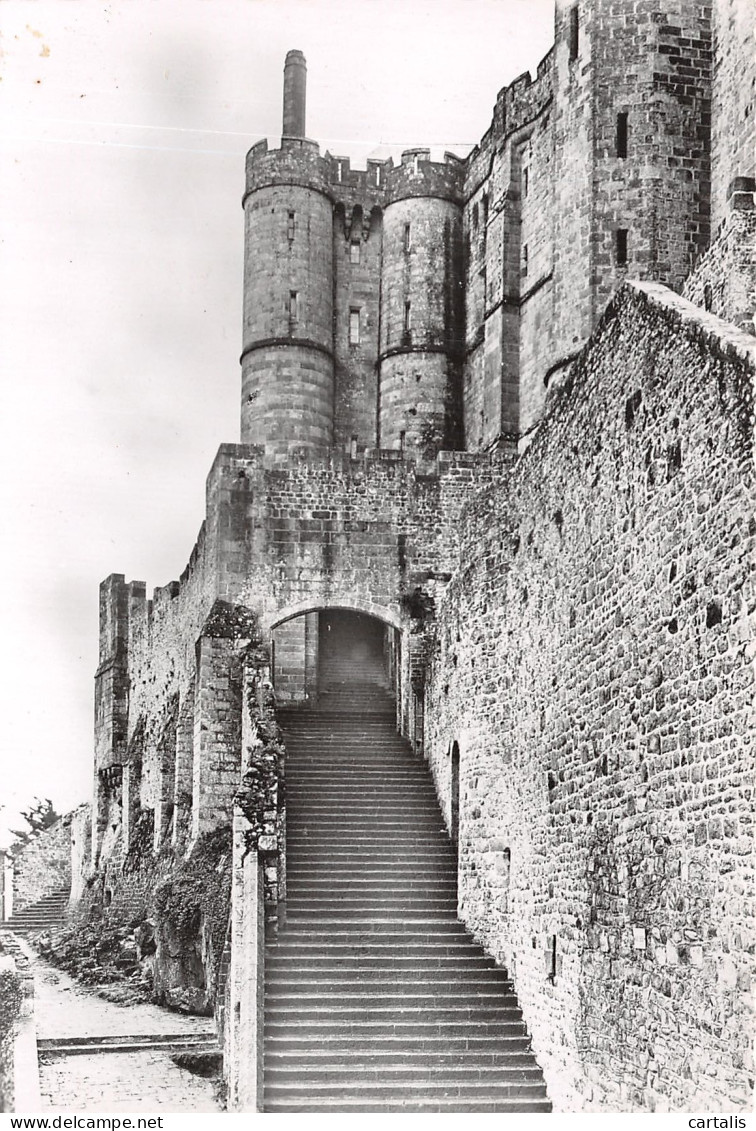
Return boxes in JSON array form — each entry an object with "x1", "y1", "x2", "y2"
[{"x1": 85, "y1": 0, "x2": 754, "y2": 1113}]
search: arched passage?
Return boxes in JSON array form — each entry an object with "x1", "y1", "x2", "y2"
[{"x1": 270, "y1": 605, "x2": 401, "y2": 708}]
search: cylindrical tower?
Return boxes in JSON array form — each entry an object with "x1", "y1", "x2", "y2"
[
  {"x1": 240, "y1": 54, "x2": 335, "y2": 462},
  {"x1": 379, "y1": 151, "x2": 464, "y2": 458},
  {"x1": 282, "y1": 49, "x2": 306, "y2": 139}
]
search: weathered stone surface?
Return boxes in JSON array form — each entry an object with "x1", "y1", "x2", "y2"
[{"x1": 424, "y1": 282, "x2": 755, "y2": 1112}]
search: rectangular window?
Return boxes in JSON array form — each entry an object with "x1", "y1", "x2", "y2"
[
  {"x1": 616, "y1": 112, "x2": 628, "y2": 158},
  {"x1": 289, "y1": 290, "x2": 298, "y2": 327},
  {"x1": 287, "y1": 211, "x2": 295, "y2": 241},
  {"x1": 404, "y1": 223, "x2": 411, "y2": 252},
  {"x1": 616, "y1": 228, "x2": 628, "y2": 266},
  {"x1": 349, "y1": 308, "x2": 360, "y2": 345},
  {"x1": 569, "y1": 6, "x2": 579, "y2": 61},
  {"x1": 350, "y1": 241, "x2": 360, "y2": 264},
  {"x1": 404, "y1": 300, "x2": 411, "y2": 334}
]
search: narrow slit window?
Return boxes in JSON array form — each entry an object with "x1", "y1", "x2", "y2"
[
  {"x1": 481, "y1": 193, "x2": 489, "y2": 227},
  {"x1": 375, "y1": 164, "x2": 382, "y2": 186},
  {"x1": 523, "y1": 166, "x2": 529, "y2": 197},
  {"x1": 349, "y1": 308, "x2": 360, "y2": 345},
  {"x1": 350, "y1": 241, "x2": 361, "y2": 265},
  {"x1": 547, "y1": 935, "x2": 557, "y2": 982},
  {"x1": 404, "y1": 300, "x2": 412, "y2": 335},
  {"x1": 480, "y1": 266, "x2": 487, "y2": 310},
  {"x1": 569, "y1": 6, "x2": 579, "y2": 61},
  {"x1": 616, "y1": 112, "x2": 628, "y2": 158},
  {"x1": 472, "y1": 203, "x2": 479, "y2": 231},
  {"x1": 522, "y1": 243, "x2": 529, "y2": 276},
  {"x1": 336, "y1": 161, "x2": 343, "y2": 183},
  {"x1": 616, "y1": 228, "x2": 628, "y2": 266},
  {"x1": 287, "y1": 211, "x2": 296, "y2": 241},
  {"x1": 404, "y1": 223, "x2": 412, "y2": 252},
  {"x1": 289, "y1": 290, "x2": 298, "y2": 327}
]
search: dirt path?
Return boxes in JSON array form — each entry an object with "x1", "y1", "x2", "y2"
[{"x1": 28, "y1": 950, "x2": 222, "y2": 1112}]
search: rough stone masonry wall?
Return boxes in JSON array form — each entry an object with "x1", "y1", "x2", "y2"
[
  {"x1": 425, "y1": 281, "x2": 754, "y2": 1113},
  {"x1": 219, "y1": 448, "x2": 508, "y2": 631}
]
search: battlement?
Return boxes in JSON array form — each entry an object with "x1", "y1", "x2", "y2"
[
  {"x1": 325, "y1": 152, "x2": 391, "y2": 196},
  {"x1": 465, "y1": 48, "x2": 554, "y2": 195},
  {"x1": 244, "y1": 135, "x2": 464, "y2": 209},
  {"x1": 244, "y1": 135, "x2": 333, "y2": 200},
  {"x1": 384, "y1": 149, "x2": 464, "y2": 206}
]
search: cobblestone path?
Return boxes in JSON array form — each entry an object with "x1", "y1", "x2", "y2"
[{"x1": 30, "y1": 953, "x2": 221, "y2": 1112}]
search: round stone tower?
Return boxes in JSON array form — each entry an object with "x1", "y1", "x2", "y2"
[
  {"x1": 240, "y1": 51, "x2": 335, "y2": 461},
  {"x1": 379, "y1": 150, "x2": 464, "y2": 458}
]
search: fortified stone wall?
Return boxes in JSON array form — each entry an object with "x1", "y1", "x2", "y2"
[
  {"x1": 462, "y1": 54, "x2": 554, "y2": 450},
  {"x1": 231, "y1": 450, "x2": 506, "y2": 628},
  {"x1": 92, "y1": 445, "x2": 505, "y2": 870},
  {"x1": 424, "y1": 282, "x2": 755, "y2": 1112}
]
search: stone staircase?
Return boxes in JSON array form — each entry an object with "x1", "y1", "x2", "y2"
[
  {"x1": 3, "y1": 888, "x2": 69, "y2": 934},
  {"x1": 265, "y1": 664, "x2": 550, "y2": 1112}
]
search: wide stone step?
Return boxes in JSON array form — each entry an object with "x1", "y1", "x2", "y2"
[
  {"x1": 264, "y1": 1096, "x2": 552, "y2": 1113},
  {"x1": 265, "y1": 1099, "x2": 552, "y2": 1113},
  {"x1": 266, "y1": 1047, "x2": 536, "y2": 1068},
  {"x1": 264, "y1": 1079, "x2": 544, "y2": 1099},
  {"x1": 38, "y1": 1032, "x2": 217, "y2": 1057},
  {"x1": 265, "y1": 1068, "x2": 546, "y2": 1090},
  {"x1": 286, "y1": 883, "x2": 458, "y2": 895},
  {"x1": 265, "y1": 1034, "x2": 531, "y2": 1055},
  {"x1": 266, "y1": 1006, "x2": 523, "y2": 1026},
  {"x1": 286, "y1": 837, "x2": 451, "y2": 848},
  {"x1": 268, "y1": 940, "x2": 482, "y2": 959},
  {"x1": 266, "y1": 992, "x2": 521, "y2": 1012},
  {"x1": 267, "y1": 976, "x2": 513, "y2": 992},
  {"x1": 286, "y1": 820, "x2": 449, "y2": 832},
  {"x1": 264, "y1": 1019, "x2": 528, "y2": 1040},
  {"x1": 266, "y1": 956, "x2": 505, "y2": 972},
  {"x1": 285, "y1": 891, "x2": 457, "y2": 904}
]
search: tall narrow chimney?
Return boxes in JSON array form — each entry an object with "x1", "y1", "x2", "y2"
[{"x1": 282, "y1": 49, "x2": 306, "y2": 139}]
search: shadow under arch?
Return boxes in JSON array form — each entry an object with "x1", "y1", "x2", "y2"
[{"x1": 267, "y1": 602, "x2": 403, "y2": 710}]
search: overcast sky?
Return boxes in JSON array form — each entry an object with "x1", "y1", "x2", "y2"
[{"x1": 0, "y1": 0, "x2": 554, "y2": 847}]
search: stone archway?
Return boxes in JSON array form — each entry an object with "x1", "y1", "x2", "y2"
[{"x1": 268, "y1": 604, "x2": 403, "y2": 709}]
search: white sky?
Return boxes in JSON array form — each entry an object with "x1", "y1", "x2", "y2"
[{"x1": 0, "y1": 0, "x2": 554, "y2": 847}]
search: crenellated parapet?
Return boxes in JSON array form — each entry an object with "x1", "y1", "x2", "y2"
[
  {"x1": 385, "y1": 149, "x2": 464, "y2": 206},
  {"x1": 243, "y1": 137, "x2": 333, "y2": 203},
  {"x1": 465, "y1": 50, "x2": 554, "y2": 197}
]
